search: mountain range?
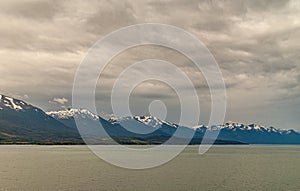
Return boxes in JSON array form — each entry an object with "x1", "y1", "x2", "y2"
[{"x1": 0, "y1": 94, "x2": 299, "y2": 144}]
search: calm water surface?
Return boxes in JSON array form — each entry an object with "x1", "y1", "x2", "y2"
[{"x1": 0, "y1": 145, "x2": 299, "y2": 191}]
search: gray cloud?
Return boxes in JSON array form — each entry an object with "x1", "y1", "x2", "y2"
[
  {"x1": 0, "y1": 1, "x2": 57, "y2": 20},
  {"x1": 0, "y1": 0, "x2": 299, "y2": 129}
]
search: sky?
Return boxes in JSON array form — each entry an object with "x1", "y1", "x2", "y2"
[{"x1": 0, "y1": 0, "x2": 299, "y2": 130}]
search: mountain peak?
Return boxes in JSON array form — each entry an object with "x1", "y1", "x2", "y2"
[
  {"x1": 108, "y1": 115, "x2": 178, "y2": 128},
  {"x1": 46, "y1": 108, "x2": 99, "y2": 120},
  {"x1": 0, "y1": 94, "x2": 33, "y2": 111},
  {"x1": 193, "y1": 121, "x2": 294, "y2": 134}
]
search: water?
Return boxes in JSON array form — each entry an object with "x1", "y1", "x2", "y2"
[{"x1": 0, "y1": 145, "x2": 299, "y2": 191}]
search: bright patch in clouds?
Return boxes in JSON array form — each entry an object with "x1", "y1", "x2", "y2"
[{"x1": 51, "y1": 97, "x2": 68, "y2": 105}]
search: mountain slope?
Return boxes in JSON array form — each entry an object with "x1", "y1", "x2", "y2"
[
  {"x1": 48, "y1": 111, "x2": 171, "y2": 140},
  {"x1": 0, "y1": 95, "x2": 81, "y2": 143}
]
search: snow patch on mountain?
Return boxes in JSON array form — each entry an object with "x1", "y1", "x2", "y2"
[
  {"x1": 109, "y1": 115, "x2": 178, "y2": 128},
  {"x1": 0, "y1": 94, "x2": 28, "y2": 111},
  {"x1": 5, "y1": 97, "x2": 23, "y2": 110},
  {"x1": 46, "y1": 109, "x2": 99, "y2": 120},
  {"x1": 192, "y1": 122, "x2": 297, "y2": 135}
]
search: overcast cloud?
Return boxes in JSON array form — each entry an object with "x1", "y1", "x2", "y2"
[{"x1": 0, "y1": 0, "x2": 299, "y2": 129}]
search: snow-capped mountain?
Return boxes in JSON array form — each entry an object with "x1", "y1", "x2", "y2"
[
  {"x1": 193, "y1": 122, "x2": 300, "y2": 144},
  {"x1": 108, "y1": 115, "x2": 196, "y2": 138},
  {"x1": 193, "y1": 122, "x2": 295, "y2": 135},
  {"x1": 109, "y1": 115, "x2": 178, "y2": 128},
  {"x1": 1, "y1": 94, "x2": 300, "y2": 144},
  {"x1": 46, "y1": 109, "x2": 103, "y2": 139},
  {"x1": 44, "y1": 108, "x2": 300, "y2": 144},
  {"x1": 0, "y1": 94, "x2": 39, "y2": 112},
  {"x1": 46, "y1": 108, "x2": 99, "y2": 121},
  {"x1": 0, "y1": 94, "x2": 81, "y2": 143}
]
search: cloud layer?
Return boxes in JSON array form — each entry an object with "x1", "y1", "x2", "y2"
[{"x1": 0, "y1": 0, "x2": 299, "y2": 129}]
